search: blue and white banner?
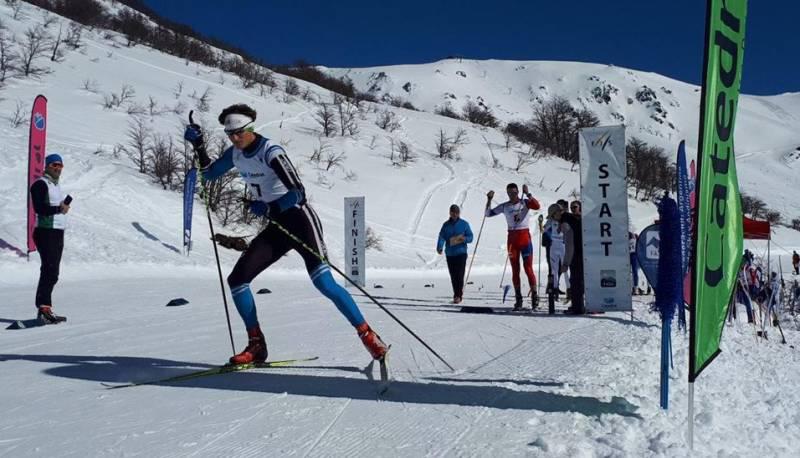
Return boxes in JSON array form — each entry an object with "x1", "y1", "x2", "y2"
[
  {"x1": 183, "y1": 167, "x2": 197, "y2": 254},
  {"x1": 676, "y1": 141, "x2": 691, "y2": 328},
  {"x1": 578, "y1": 125, "x2": 632, "y2": 312},
  {"x1": 677, "y1": 141, "x2": 691, "y2": 277},
  {"x1": 637, "y1": 223, "x2": 660, "y2": 291},
  {"x1": 344, "y1": 196, "x2": 365, "y2": 287}
]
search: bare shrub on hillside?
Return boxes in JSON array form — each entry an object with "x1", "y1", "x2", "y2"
[
  {"x1": 124, "y1": 116, "x2": 149, "y2": 173},
  {"x1": 741, "y1": 193, "x2": 767, "y2": 220},
  {"x1": 765, "y1": 210, "x2": 782, "y2": 226},
  {"x1": 9, "y1": 99, "x2": 26, "y2": 127},
  {"x1": 462, "y1": 100, "x2": 499, "y2": 128},
  {"x1": 9, "y1": 0, "x2": 24, "y2": 20},
  {"x1": 192, "y1": 86, "x2": 213, "y2": 113},
  {"x1": 81, "y1": 77, "x2": 99, "y2": 93},
  {"x1": 375, "y1": 109, "x2": 400, "y2": 132},
  {"x1": 314, "y1": 102, "x2": 337, "y2": 137},
  {"x1": 284, "y1": 77, "x2": 300, "y2": 96},
  {"x1": 625, "y1": 137, "x2": 674, "y2": 199},
  {"x1": 0, "y1": 31, "x2": 17, "y2": 83},
  {"x1": 102, "y1": 83, "x2": 136, "y2": 109},
  {"x1": 172, "y1": 81, "x2": 184, "y2": 99},
  {"x1": 397, "y1": 139, "x2": 415, "y2": 165},
  {"x1": 366, "y1": 227, "x2": 383, "y2": 251},
  {"x1": 334, "y1": 94, "x2": 359, "y2": 136},
  {"x1": 17, "y1": 26, "x2": 51, "y2": 77},
  {"x1": 309, "y1": 138, "x2": 330, "y2": 166},
  {"x1": 63, "y1": 23, "x2": 84, "y2": 50},
  {"x1": 149, "y1": 134, "x2": 181, "y2": 190},
  {"x1": 125, "y1": 101, "x2": 146, "y2": 116},
  {"x1": 49, "y1": 24, "x2": 66, "y2": 62},
  {"x1": 434, "y1": 103, "x2": 462, "y2": 120},
  {"x1": 513, "y1": 146, "x2": 540, "y2": 172},
  {"x1": 435, "y1": 128, "x2": 469, "y2": 160},
  {"x1": 324, "y1": 151, "x2": 347, "y2": 171}
]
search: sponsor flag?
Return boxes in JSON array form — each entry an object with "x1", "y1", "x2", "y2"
[
  {"x1": 183, "y1": 167, "x2": 197, "y2": 253},
  {"x1": 27, "y1": 95, "x2": 48, "y2": 256},
  {"x1": 690, "y1": 0, "x2": 747, "y2": 381}
]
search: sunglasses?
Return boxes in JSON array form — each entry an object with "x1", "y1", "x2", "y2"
[
  {"x1": 48, "y1": 163, "x2": 64, "y2": 169},
  {"x1": 225, "y1": 127, "x2": 248, "y2": 137}
]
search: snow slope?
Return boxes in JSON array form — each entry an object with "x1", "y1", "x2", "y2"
[
  {"x1": 1, "y1": 2, "x2": 799, "y2": 456},
  {"x1": 1, "y1": 275, "x2": 799, "y2": 457}
]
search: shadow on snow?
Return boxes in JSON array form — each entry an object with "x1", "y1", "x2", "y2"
[{"x1": 0, "y1": 353, "x2": 641, "y2": 419}]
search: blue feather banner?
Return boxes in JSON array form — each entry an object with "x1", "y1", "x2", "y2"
[
  {"x1": 183, "y1": 167, "x2": 198, "y2": 254},
  {"x1": 655, "y1": 195, "x2": 682, "y2": 409},
  {"x1": 676, "y1": 141, "x2": 691, "y2": 330}
]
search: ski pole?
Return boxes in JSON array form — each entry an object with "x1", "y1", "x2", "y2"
[
  {"x1": 465, "y1": 195, "x2": 492, "y2": 286},
  {"x1": 267, "y1": 217, "x2": 456, "y2": 371},
  {"x1": 203, "y1": 192, "x2": 237, "y2": 356},
  {"x1": 499, "y1": 245, "x2": 510, "y2": 288},
  {"x1": 537, "y1": 214, "x2": 544, "y2": 297},
  {"x1": 189, "y1": 110, "x2": 236, "y2": 356}
]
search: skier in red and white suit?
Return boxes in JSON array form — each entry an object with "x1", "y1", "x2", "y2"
[{"x1": 486, "y1": 183, "x2": 541, "y2": 309}]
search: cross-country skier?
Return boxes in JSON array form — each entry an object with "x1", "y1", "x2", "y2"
[
  {"x1": 184, "y1": 104, "x2": 388, "y2": 364},
  {"x1": 485, "y1": 183, "x2": 540, "y2": 310}
]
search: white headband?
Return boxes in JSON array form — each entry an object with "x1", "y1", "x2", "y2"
[{"x1": 224, "y1": 113, "x2": 254, "y2": 133}]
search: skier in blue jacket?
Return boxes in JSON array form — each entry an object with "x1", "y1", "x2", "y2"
[{"x1": 437, "y1": 204, "x2": 474, "y2": 304}]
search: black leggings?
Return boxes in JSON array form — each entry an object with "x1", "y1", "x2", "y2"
[
  {"x1": 34, "y1": 228, "x2": 64, "y2": 307},
  {"x1": 446, "y1": 253, "x2": 467, "y2": 298},
  {"x1": 227, "y1": 206, "x2": 326, "y2": 287}
]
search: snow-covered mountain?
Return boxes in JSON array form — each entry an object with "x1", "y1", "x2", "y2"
[
  {"x1": 324, "y1": 60, "x2": 800, "y2": 219},
  {"x1": 1, "y1": 3, "x2": 799, "y2": 456},
  {"x1": 1, "y1": 1, "x2": 798, "y2": 275}
]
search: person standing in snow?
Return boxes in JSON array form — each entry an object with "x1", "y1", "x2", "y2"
[
  {"x1": 629, "y1": 231, "x2": 642, "y2": 295},
  {"x1": 436, "y1": 204, "x2": 473, "y2": 304},
  {"x1": 485, "y1": 183, "x2": 541, "y2": 310},
  {"x1": 543, "y1": 204, "x2": 569, "y2": 296},
  {"x1": 792, "y1": 250, "x2": 799, "y2": 275},
  {"x1": 30, "y1": 153, "x2": 70, "y2": 324},
  {"x1": 561, "y1": 200, "x2": 585, "y2": 314},
  {"x1": 184, "y1": 103, "x2": 388, "y2": 365}
]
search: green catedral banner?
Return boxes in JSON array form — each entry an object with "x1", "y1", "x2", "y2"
[{"x1": 690, "y1": 0, "x2": 747, "y2": 381}]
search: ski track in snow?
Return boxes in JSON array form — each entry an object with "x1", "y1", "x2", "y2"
[
  {"x1": 302, "y1": 399, "x2": 351, "y2": 457},
  {"x1": 186, "y1": 397, "x2": 276, "y2": 458}
]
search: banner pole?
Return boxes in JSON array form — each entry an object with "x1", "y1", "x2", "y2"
[{"x1": 688, "y1": 382, "x2": 695, "y2": 450}]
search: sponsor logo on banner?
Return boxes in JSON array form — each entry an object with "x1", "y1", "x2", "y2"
[
  {"x1": 34, "y1": 112, "x2": 46, "y2": 130},
  {"x1": 646, "y1": 232, "x2": 660, "y2": 259},
  {"x1": 600, "y1": 270, "x2": 617, "y2": 288}
]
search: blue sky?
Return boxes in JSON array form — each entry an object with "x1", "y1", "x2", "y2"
[{"x1": 140, "y1": 1, "x2": 796, "y2": 95}]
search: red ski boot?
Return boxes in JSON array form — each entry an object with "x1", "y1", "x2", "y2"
[
  {"x1": 356, "y1": 322, "x2": 389, "y2": 360},
  {"x1": 37, "y1": 305, "x2": 67, "y2": 324},
  {"x1": 229, "y1": 327, "x2": 268, "y2": 365}
]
